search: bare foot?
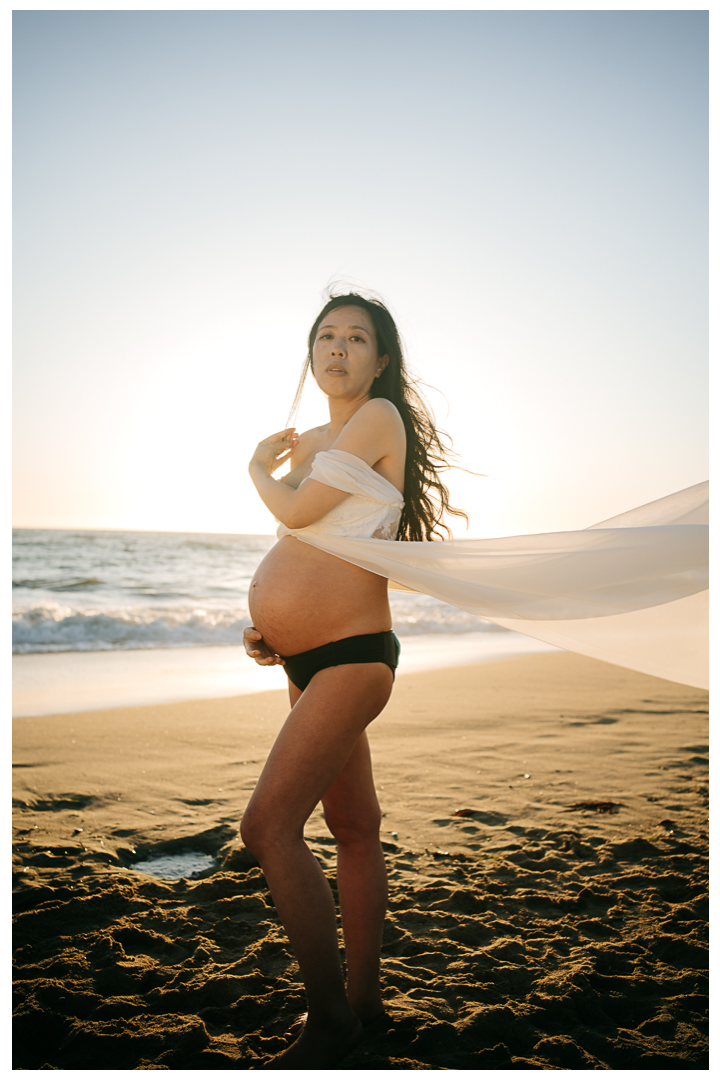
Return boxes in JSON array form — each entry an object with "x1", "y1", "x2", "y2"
[
  {"x1": 263, "y1": 1014, "x2": 363, "y2": 1070},
  {"x1": 285, "y1": 1006, "x2": 386, "y2": 1044}
]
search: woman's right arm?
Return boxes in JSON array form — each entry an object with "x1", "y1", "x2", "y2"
[
  {"x1": 250, "y1": 402, "x2": 405, "y2": 530},
  {"x1": 249, "y1": 428, "x2": 352, "y2": 530}
]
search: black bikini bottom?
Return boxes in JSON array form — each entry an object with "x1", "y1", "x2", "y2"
[{"x1": 282, "y1": 630, "x2": 400, "y2": 693}]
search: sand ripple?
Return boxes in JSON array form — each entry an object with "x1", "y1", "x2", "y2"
[{"x1": 13, "y1": 821, "x2": 707, "y2": 1069}]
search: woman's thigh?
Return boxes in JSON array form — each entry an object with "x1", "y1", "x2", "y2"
[{"x1": 244, "y1": 664, "x2": 393, "y2": 838}]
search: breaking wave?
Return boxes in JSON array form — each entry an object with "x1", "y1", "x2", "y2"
[
  {"x1": 12, "y1": 599, "x2": 500, "y2": 654},
  {"x1": 12, "y1": 604, "x2": 254, "y2": 654}
]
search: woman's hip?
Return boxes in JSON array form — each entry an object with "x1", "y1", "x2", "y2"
[{"x1": 282, "y1": 630, "x2": 400, "y2": 693}]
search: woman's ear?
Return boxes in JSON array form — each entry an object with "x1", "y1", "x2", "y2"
[{"x1": 376, "y1": 355, "x2": 390, "y2": 378}]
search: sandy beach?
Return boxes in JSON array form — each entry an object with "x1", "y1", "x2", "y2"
[{"x1": 13, "y1": 651, "x2": 708, "y2": 1070}]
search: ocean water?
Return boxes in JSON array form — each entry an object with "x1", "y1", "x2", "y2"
[{"x1": 12, "y1": 528, "x2": 505, "y2": 655}]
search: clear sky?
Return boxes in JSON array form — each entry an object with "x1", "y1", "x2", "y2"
[{"x1": 13, "y1": 8, "x2": 708, "y2": 537}]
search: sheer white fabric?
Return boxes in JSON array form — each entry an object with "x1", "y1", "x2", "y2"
[
  {"x1": 280, "y1": 451, "x2": 708, "y2": 689},
  {"x1": 276, "y1": 449, "x2": 403, "y2": 541}
]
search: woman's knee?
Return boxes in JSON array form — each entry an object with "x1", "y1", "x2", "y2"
[
  {"x1": 324, "y1": 800, "x2": 382, "y2": 846},
  {"x1": 240, "y1": 805, "x2": 283, "y2": 856},
  {"x1": 239, "y1": 808, "x2": 263, "y2": 855},
  {"x1": 240, "y1": 798, "x2": 306, "y2": 856}
]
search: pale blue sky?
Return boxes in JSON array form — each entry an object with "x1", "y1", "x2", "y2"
[{"x1": 13, "y1": 9, "x2": 708, "y2": 536}]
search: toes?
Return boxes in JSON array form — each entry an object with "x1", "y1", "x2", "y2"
[{"x1": 284, "y1": 1012, "x2": 308, "y2": 1044}]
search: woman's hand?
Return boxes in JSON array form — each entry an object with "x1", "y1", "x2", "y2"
[
  {"x1": 243, "y1": 626, "x2": 285, "y2": 666},
  {"x1": 249, "y1": 429, "x2": 298, "y2": 477}
]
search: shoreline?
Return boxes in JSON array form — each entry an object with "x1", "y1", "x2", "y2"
[
  {"x1": 13, "y1": 651, "x2": 708, "y2": 1069},
  {"x1": 12, "y1": 630, "x2": 557, "y2": 717}
]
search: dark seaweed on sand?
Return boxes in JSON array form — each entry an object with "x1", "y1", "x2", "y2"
[
  {"x1": 13, "y1": 820, "x2": 708, "y2": 1070},
  {"x1": 565, "y1": 800, "x2": 626, "y2": 814}
]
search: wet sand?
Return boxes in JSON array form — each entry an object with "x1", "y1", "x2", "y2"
[
  {"x1": 12, "y1": 631, "x2": 555, "y2": 717},
  {"x1": 13, "y1": 651, "x2": 708, "y2": 1069}
]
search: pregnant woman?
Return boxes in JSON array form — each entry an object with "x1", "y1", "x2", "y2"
[
  {"x1": 241, "y1": 293, "x2": 464, "y2": 1069},
  {"x1": 242, "y1": 293, "x2": 709, "y2": 1069}
]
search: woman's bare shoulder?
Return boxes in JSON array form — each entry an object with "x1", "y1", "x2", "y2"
[
  {"x1": 348, "y1": 397, "x2": 404, "y2": 434},
  {"x1": 360, "y1": 397, "x2": 403, "y2": 420},
  {"x1": 334, "y1": 398, "x2": 406, "y2": 465}
]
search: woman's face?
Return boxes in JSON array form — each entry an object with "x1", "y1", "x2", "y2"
[{"x1": 312, "y1": 305, "x2": 388, "y2": 401}]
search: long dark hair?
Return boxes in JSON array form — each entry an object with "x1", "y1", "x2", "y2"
[{"x1": 289, "y1": 292, "x2": 467, "y2": 541}]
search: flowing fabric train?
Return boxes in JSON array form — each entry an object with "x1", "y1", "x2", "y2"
[{"x1": 285, "y1": 481, "x2": 708, "y2": 690}]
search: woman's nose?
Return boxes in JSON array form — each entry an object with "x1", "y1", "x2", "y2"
[{"x1": 330, "y1": 343, "x2": 346, "y2": 357}]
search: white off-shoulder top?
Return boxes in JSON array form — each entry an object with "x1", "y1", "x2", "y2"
[{"x1": 276, "y1": 448, "x2": 404, "y2": 541}]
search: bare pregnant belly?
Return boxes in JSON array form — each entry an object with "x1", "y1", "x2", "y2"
[{"x1": 249, "y1": 536, "x2": 392, "y2": 656}]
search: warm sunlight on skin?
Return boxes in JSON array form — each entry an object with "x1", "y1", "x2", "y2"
[{"x1": 312, "y1": 308, "x2": 389, "y2": 409}]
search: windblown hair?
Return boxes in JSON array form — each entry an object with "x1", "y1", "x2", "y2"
[{"x1": 290, "y1": 292, "x2": 467, "y2": 541}]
